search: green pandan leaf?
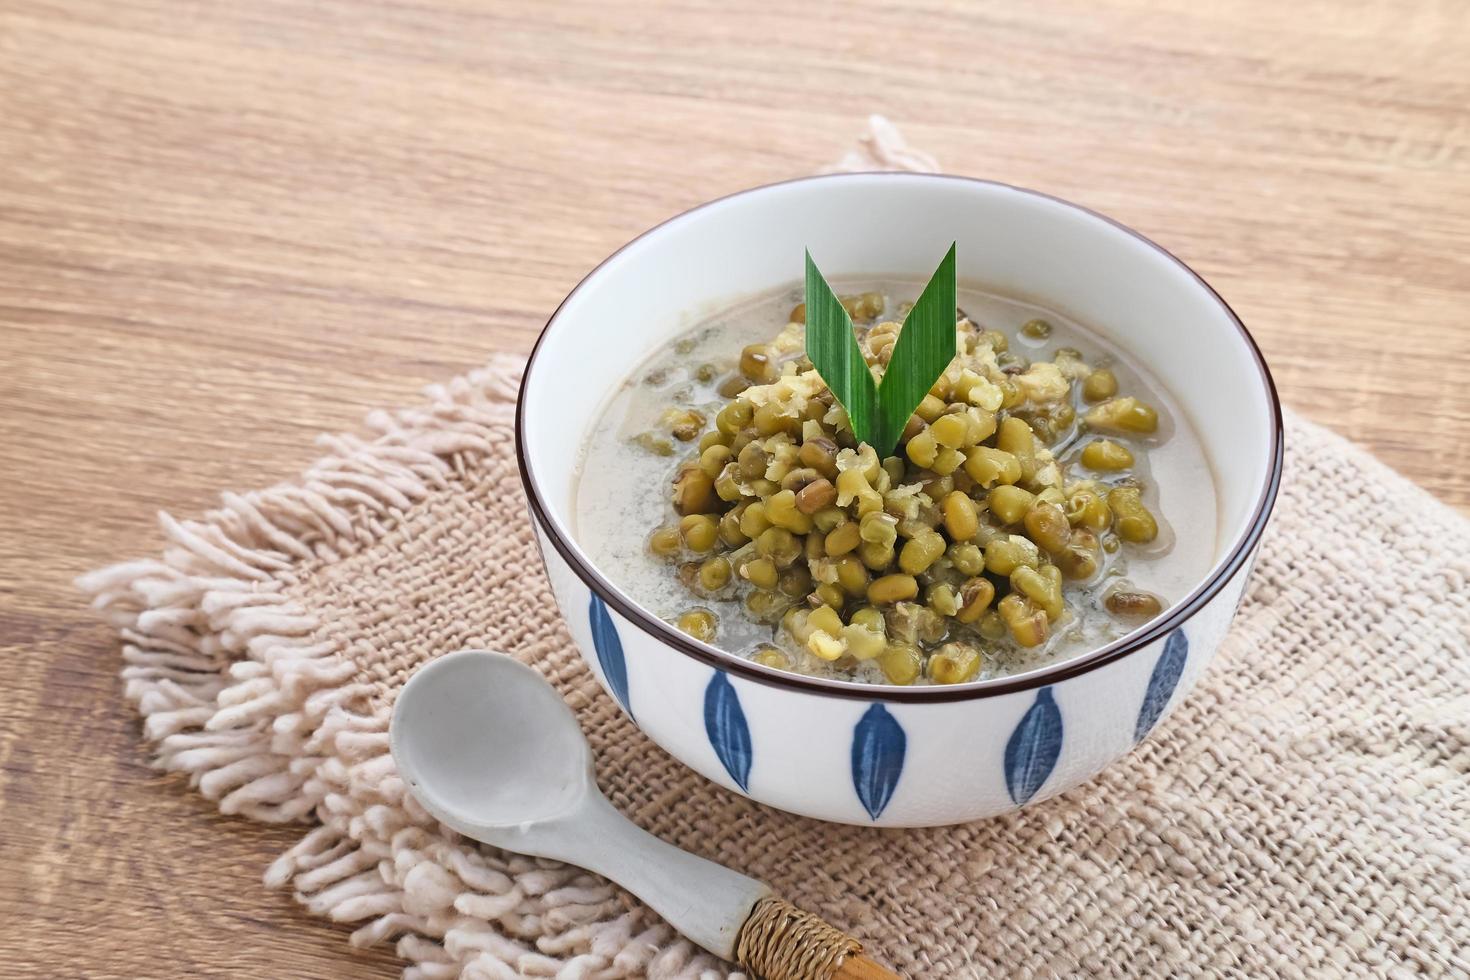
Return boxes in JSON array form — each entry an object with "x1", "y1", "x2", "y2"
[
  {"x1": 804, "y1": 250, "x2": 879, "y2": 449},
  {"x1": 804, "y1": 244, "x2": 957, "y2": 457}
]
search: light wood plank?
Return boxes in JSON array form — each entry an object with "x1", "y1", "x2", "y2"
[{"x1": 3, "y1": 1, "x2": 1466, "y2": 974}]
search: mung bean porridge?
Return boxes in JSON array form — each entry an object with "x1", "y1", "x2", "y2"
[{"x1": 573, "y1": 281, "x2": 1219, "y2": 686}]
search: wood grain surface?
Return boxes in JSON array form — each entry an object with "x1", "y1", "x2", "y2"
[{"x1": 3, "y1": 1, "x2": 1467, "y2": 976}]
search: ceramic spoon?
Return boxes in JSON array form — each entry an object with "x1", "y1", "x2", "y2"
[{"x1": 390, "y1": 650, "x2": 899, "y2": 980}]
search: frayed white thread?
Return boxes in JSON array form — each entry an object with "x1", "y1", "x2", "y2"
[{"x1": 820, "y1": 114, "x2": 940, "y2": 174}]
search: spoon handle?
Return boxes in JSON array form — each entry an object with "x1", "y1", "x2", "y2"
[
  {"x1": 735, "y1": 895, "x2": 902, "y2": 980},
  {"x1": 555, "y1": 795, "x2": 900, "y2": 978},
  {"x1": 833, "y1": 955, "x2": 903, "y2": 979},
  {"x1": 546, "y1": 791, "x2": 771, "y2": 957}
]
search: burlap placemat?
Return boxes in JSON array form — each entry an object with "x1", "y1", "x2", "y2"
[{"x1": 81, "y1": 126, "x2": 1468, "y2": 978}]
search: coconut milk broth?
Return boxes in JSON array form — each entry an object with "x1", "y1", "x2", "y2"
[{"x1": 572, "y1": 280, "x2": 1220, "y2": 683}]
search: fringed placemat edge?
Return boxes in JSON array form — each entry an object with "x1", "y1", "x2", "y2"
[{"x1": 72, "y1": 356, "x2": 641, "y2": 978}]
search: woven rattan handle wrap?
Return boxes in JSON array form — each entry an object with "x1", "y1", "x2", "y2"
[{"x1": 734, "y1": 896, "x2": 901, "y2": 980}]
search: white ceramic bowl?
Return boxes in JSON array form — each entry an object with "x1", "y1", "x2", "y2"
[{"x1": 517, "y1": 173, "x2": 1282, "y2": 827}]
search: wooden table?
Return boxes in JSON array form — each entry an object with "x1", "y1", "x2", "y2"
[{"x1": 4, "y1": 1, "x2": 1467, "y2": 975}]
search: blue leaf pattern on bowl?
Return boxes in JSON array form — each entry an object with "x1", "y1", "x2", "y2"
[
  {"x1": 851, "y1": 704, "x2": 906, "y2": 820},
  {"x1": 703, "y1": 671, "x2": 752, "y2": 792},
  {"x1": 1134, "y1": 629, "x2": 1188, "y2": 742},
  {"x1": 1004, "y1": 687, "x2": 1062, "y2": 807},
  {"x1": 588, "y1": 593, "x2": 632, "y2": 720}
]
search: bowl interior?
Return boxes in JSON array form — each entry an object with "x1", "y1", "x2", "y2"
[{"x1": 521, "y1": 173, "x2": 1277, "y2": 671}]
